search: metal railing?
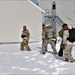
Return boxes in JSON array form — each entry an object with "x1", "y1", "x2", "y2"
[{"x1": 44, "y1": 9, "x2": 51, "y2": 17}]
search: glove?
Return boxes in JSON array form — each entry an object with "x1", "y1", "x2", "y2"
[
  {"x1": 21, "y1": 35, "x2": 26, "y2": 38},
  {"x1": 55, "y1": 41, "x2": 57, "y2": 44}
]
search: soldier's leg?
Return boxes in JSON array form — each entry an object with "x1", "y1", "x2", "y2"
[
  {"x1": 50, "y1": 40, "x2": 57, "y2": 54},
  {"x1": 20, "y1": 41, "x2": 25, "y2": 51},
  {"x1": 42, "y1": 40, "x2": 48, "y2": 54},
  {"x1": 58, "y1": 42, "x2": 64, "y2": 56},
  {"x1": 64, "y1": 44, "x2": 74, "y2": 62},
  {"x1": 69, "y1": 48, "x2": 72, "y2": 56},
  {"x1": 42, "y1": 39, "x2": 47, "y2": 51},
  {"x1": 42, "y1": 38, "x2": 44, "y2": 46},
  {"x1": 24, "y1": 40, "x2": 31, "y2": 51},
  {"x1": 42, "y1": 39, "x2": 45, "y2": 51},
  {"x1": 45, "y1": 45, "x2": 47, "y2": 51},
  {"x1": 42, "y1": 41, "x2": 46, "y2": 54},
  {"x1": 25, "y1": 44, "x2": 31, "y2": 51},
  {"x1": 69, "y1": 48, "x2": 75, "y2": 62},
  {"x1": 65, "y1": 50, "x2": 75, "y2": 62}
]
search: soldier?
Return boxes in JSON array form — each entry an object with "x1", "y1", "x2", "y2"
[
  {"x1": 42, "y1": 25, "x2": 57, "y2": 54},
  {"x1": 42, "y1": 23, "x2": 47, "y2": 54},
  {"x1": 20, "y1": 26, "x2": 31, "y2": 51},
  {"x1": 63, "y1": 26, "x2": 75, "y2": 62},
  {"x1": 58, "y1": 24, "x2": 68, "y2": 56}
]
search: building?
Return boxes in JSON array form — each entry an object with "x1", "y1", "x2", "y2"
[
  {"x1": 0, "y1": 0, "x2": 45, "y2": 43},
  {"x1": 0, "y1": 0, "x2": 75, "y2": 43}
]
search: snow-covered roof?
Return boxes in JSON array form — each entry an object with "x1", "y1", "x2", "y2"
[{"x1": 28, "y1": 0, "x2": 45, "y2": 13}]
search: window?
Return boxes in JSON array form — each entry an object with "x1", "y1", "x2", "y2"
[{"x1": 53, "y1": 5, "x2": 56, "y2": 9}]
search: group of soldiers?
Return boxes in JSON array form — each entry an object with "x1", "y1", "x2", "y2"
[
  {"x1": 20, "y1": 23, "x2": 75, "y2": 63},
  {"x1": 42, "y1": 23, "x2": 75, "y2": 62}
]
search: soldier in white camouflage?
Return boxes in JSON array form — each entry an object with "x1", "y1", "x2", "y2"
[
  {"x1": 20, "y1": 26, "x2": 31, "y2": 51},
  {"x1": 63, "y1": 25, "x2": 75, "y2": 62},
  {"x1": 58, "y1": 24, "x2": 68, "y2": 56},
  {"x1": 42, "y1": 23, "x2": 47, "y2": 54},
  {"x1": 42, "y1": 25, "x2": 57, "y2": 54}
]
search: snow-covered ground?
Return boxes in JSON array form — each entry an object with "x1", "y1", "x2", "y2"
[{"x1": 0, "y1": 39, "x2": 75, "y2": 75}]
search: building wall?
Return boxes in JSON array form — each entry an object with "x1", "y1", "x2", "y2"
[{"x1": 0, "y1": 0, "x2": 43, "y2": 42}]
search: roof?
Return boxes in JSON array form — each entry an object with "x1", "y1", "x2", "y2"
[{"x1": 28, "y1": 0, "x2": 45, "y2": 13}]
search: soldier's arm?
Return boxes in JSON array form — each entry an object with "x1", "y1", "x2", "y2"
[
  {"x1": 63, "y1": 30, "x2": 68, "y2": 44},
  {"x1": 42, "y1": 31, "x2": 45, "y2": 39},
  {"x1": 53, "y1": 30, "x2": 57, "y2": 39},
  {"x1": 58, "y1": 29, "x2": 63, "y2": 37},
  {"x1": 21, "y1": 31, "x2": 25, "y2": 38},
  {"x1": 27, "y1": 30, "x2": 30, "y2": 38}
]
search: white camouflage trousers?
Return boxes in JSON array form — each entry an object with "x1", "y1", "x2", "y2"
[
  {"x1": 42, "y1": 39, "x2": 57, "y2": 54},
  {"x1": 63, "y1": 44, "x2": 74, "y2": 62}
]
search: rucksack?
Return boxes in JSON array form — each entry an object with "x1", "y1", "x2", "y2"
[{"x1": 67, "y1": 28, "x2": 75, "y2": 42}]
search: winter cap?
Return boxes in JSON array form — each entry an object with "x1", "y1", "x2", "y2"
[
  {"x1": 62, "y1": 23, "x2": 68, "y2": 27},
  {"x1": 42, "y1": 23, "x2": 45, "y2": 27}
]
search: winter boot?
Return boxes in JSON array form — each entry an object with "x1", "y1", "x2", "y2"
[
  {"x1": 58, "y1": 48, "x2": 63, "y2": 56},
  {"x1": 65, "y1": 58, "x2": 68, "y2": 62}
]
